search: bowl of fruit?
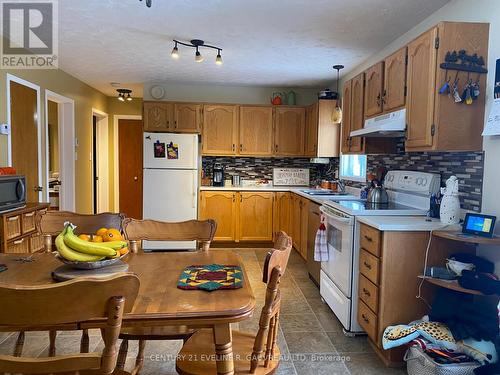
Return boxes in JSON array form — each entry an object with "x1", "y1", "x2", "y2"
[{"x1": 55, "y1": 223, "x2": 130, "y2": 270}]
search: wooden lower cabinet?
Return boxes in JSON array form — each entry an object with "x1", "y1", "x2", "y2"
[
  {"x1": 357, "y1": 223, "x2": 475, "y2": 366},
  {"x1": 0, "y1": 203, "x2": 49, "y2": 253},
  {"x1": 199, "y1": 192, "x2": 237, "y2": 241},
  {"x1": 289, "y1": 194, "x2": 308, "y2": 260},
  {"x1": 273, "y1": 192, "x2": 291, "y2": 241},
  {"x1": 238, "y1": 192, "x2": 274, "y2": 241}
]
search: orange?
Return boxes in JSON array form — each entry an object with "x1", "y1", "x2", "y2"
[
  {"x1": 92, "y1": 235, "x2": 103, "y2": 243},
  {"x1": 119, "y1": 247, "x2": 129, "y2": 256},
  {"x1": 103, "y1": 228, "x2": 123, "y2": 242},
  {"x1": 78, "y1": 234, "x2": 91, "y2": 241},
  {"x1": 96, "y1": 227, "x2": 108, "y2": 237}
]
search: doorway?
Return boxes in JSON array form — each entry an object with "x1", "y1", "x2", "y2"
[
  {"x1": 91, "y1": 109, "x2": 109, "y2": 214},
  {"x1": 7, "y1": 75, "x2": 42, "y2": 203},
  {"x1": 45, "y1": 90, "x2": 76, "y2": 212},
  {"x1": 115, "y1": 117, "x2": 143, "y2": 219}
]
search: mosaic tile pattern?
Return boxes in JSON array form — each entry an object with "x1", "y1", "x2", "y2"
[{"x1": 202, "y1": 157, "x2": 339, "y2": 185}]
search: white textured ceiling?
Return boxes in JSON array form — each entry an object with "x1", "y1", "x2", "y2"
[{"x1": 58, "y1": 0, "x2": 451, "y2": 97}]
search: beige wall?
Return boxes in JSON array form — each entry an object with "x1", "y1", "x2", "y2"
[
  {"x1": 339, "y1": 0, "x2": 500, "y2": 268},
  {"x1": 0, "y1": 69, "x2": 108, "y2": 213}
]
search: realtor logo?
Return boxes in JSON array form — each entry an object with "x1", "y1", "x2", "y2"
[{"x1": 1, "y1": 0, "x2": 58, "y2": 69}]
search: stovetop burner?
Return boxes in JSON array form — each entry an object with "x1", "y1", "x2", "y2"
[{"x1": 324, "y1": 199, "x2": 427, "y2": 216}]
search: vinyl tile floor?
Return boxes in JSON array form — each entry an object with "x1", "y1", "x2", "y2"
[{"x1": 0, "y1": 248, "x2": 407, "y2": 375}]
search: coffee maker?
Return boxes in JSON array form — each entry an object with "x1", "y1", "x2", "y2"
[{"x1": 212, "y1": 163, "x2": 224, "y2": 187}]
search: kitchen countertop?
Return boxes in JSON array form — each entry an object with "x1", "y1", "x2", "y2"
[
  {"x1": 356, "y1": 216, "x2": 461, "y2": 232},
  {"x1": 199, "y1": 186, "x2": 359, "y2": 206}
]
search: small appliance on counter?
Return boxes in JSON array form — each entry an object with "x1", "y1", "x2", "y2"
[
  {"x1": 232, "y1": 175, "x2": 241, "y2": 187},
  {"x1": 0, "y1": 175, "x2": 26, "y2": 213},
  {"x1": 212, "y1": 163, "x2": 225, "y2": 187}
]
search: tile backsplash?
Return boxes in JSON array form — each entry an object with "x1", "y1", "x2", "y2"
[{"x1": 202, "y1": 157, "x2": 338, "y2": 185}]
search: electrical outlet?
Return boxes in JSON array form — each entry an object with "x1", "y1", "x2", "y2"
[{"x1": 0, "y1": 123, "x2": 10, "y2": 135}]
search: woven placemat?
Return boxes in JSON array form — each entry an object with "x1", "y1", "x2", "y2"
[{"x1": 177, "y1": 264, "x2": 243, "y2": 291}]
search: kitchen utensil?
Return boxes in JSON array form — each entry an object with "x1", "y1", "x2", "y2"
[
  {"x1": 367, "y1": 179, "x2": 389, "y2": 204},
  {"x1": 232, "y1": 175, "x2": 241, "y2": 187}
]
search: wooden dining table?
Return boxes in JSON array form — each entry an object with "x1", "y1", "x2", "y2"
[{"x1": 0, "y1": 250, "x2": 256, "y2": 375}]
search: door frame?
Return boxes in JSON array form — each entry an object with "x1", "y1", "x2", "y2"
[
  {"x1": 6, "y1": 73, "x2": 43, "y2": 202},
  {"x1": 91, "y1": 109, "x2": 109, "y2": 213},
  {"x1": 113, "y1": 115, "x2": 142, "y2": 212},
  {"x1": 45, "y1": 90, "x2": 76, "y2": 211}
]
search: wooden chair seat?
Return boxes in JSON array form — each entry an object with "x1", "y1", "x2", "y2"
[
  {"x1": 176, "y1": 329, "x2": 280, "y2": 375},
  {"x1": 119, "y1": 325, "x2": 195, "y2": 340}
]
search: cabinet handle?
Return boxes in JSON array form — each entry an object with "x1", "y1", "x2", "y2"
[
  {"x1": 364, "y1": 235, "x2": 373, "y2": 242},
  {"x1": 24, "y1": 212, "x2": 35, "y2": 217},
  {"x1": 362, "y1": 288, "x2": 371, "y2": 297},
  {"x1": 174, "y1": 120, "x2": 178, "y2": 129},
  {"x1": 376, "y1": 93, "x2": 381, "y2": 107},
  {"x1": 275, "y1": 144, "x2": 278, "y2": 152},
  {"x1": 232, "y1": 144, "x2": 235, "y2": 152},
  {"x1": 240, "y1": 195, "x2": 242, "y2": 203},
  {"x1": 7, "y1": 216, "x2": 19, "y2": 222},
  {"x1": 361, "y1": 314, "x2": 370, "y2": 323},
  {"x1": 363, "y1": 261, "x2": 372, "y2": 270},
  {"x1": 232, "y1": 194, "x2": 235, "y2": 202},
  {"x1": 13, "y1": 239, "x2": 24, "y2": 245},
  {"x1": 382, "y1": 89, "x2": 387, "y2": 104},
  {"x1": 240, "y1": 144, "x2": 243, "y2": 152}
]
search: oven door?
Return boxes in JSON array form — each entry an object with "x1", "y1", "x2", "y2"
[{"x1": 320, "y1": 205, "x2": 355, "y2": 297}]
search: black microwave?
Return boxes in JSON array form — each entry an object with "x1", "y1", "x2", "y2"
[{"x1": 0, "y1": 175, "x2": 26, "y2": 213}]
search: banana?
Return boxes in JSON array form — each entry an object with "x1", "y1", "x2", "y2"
[
  {"x1": 56, "y1": 227, "x2": 104, "y2": 262},
  {"x1": 64, "y1": 226, "x2": 117, "y2": 257},
  {"x1": 95, "y1": 240, "x2": 128, "y2": 250}
]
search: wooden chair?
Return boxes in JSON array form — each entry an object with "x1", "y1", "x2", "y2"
[
  {"x1": 0, "y1": 273, "x2": 140, "y2": 375},
  {"x1": 175, "y1": 231, "x2": 293, "y2": 375},
  {"x1": 34, "y1": 210, "x2": 126, "y2": 357},
  {"x1": 117, "y1": 218, "x2": 217, "y2": 374},
  {"x1": 37, "y1": 211, "x2": 125, "y2": 253}
]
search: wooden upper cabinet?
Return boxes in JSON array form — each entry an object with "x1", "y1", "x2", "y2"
[
  {"x1": 341, "y1": 80, "x2": 352, "y2": 154},
  {"x1": 350, "y1": 73, "x2": 365, "y2": 153},
  {"x1": 238, "y1": 192, "x2": 274, "y2": 241},
  {"x1": 143, "y1": 102, "x2": 170, "y2": 131},
  {"x1": 383, "y1": 47, "x2": 407, "y2": 112},
  {"x1": 274, "y1": 107, "x2": 306, "y2": 156},
  {"x1": 304, "y1": 103, "x2": 319, "y2": 157},
  {"x1": 202, "y1": 105, "x2": 238, "y2": 156},
  {"x1": 364, "y1": 62, "x2": 384, "y2": 118},
  {"x1": 406, "y1": 27, "x2": 438, "y2": 150},
  {"x1": 199, "y1": 191, "x2": 236, "y2": 241},
  {"x1": 173, "y1": 103, "x2": 202, "y2": 133},
  {"x1": 239, "y1": 106, "x2": 273, "y2": 156}
]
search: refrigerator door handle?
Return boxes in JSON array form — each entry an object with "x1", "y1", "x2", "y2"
[{"x1": 192, "y1": 171, "x2": 196, "y2": 209}]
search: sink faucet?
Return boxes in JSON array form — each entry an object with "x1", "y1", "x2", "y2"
[{"x1": 336, "y1": 179, "x2": 346, "y2": 193}]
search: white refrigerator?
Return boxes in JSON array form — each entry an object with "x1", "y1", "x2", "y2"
[{"x1": 143, "y1": 132, "x2": 199, "y2": 250}]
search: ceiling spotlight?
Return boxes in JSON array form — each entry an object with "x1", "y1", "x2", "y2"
[
  {"x1": 117, "y1": 89, "x2": 133, "y2": 102},
  {"x1": 195, "y1": 49, "x2": 204, "y2": 63},
  {"x1": 172, "y1": 39, "x2": 222, "y2": 65},
  {"x1": 216, "y1": 50, "x2": 223, "y2": 65},
  {"x1": 171, "y1": 42, "x2": 179, "y2": 59},
  {"x1": 139, "y1": 0, "x2": 152, "y2": 7}
]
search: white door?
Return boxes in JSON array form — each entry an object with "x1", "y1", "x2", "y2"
[
  {"x1": 320, "y1": 206, "x2": 355, "y2": 297},
  {"x1": 143, "y1": 133, "x2": 198, "y2": 170},
  {"x1": 142, "y1": 168, "x2": 198, "y2": 250}
]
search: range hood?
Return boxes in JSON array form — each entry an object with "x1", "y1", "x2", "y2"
[{"x1": 350, "y1": 108, "x2": 406, "y2": 138}]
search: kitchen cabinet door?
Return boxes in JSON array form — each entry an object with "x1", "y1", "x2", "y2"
[
  {"x1": 383, "y1": 47, "x2": 407, "y2": 112},
  {"x1": 143, "y1": 102, "x2": 171, "y2": 131},
  {"x1": 304, "y1": 103, "x2": 318, "y2": 157},
  {"x1": 290, "y1": 194, "x2": 302, "y2": 251},
  {"x1": 341, "y1": 80, "x2": 352, "y2": 154},
  {"x1": 238, "y1": 192, "x2": 274, "y2": 241},
  {"x1": 202, "y1": 105, "x2": 238, "y2": 156},
  {"x1": 299, "y1": 197, "x2": 309, "y2": 260},
  {"x1": 350, "y1": 73, "x2": 365, "y2": 153},
  {"x1": 199, "y1": 191, "x2": 236, "y2": 241},
  {"x1": 274, "y1": 107, "x2": 306, "y2": 156},
  {"x1": 406, "y1": 27, "x2": 438, "y2": 150},
  {"x1": 173, "y1": 103, "x2": 202, "y2": 133},
  {"x1": 364, "y1": 62, "x2": 384, "y2": 118},
  {"x1": 273, "y1": 192, "x2": 291, "y2": 241},
  {"x1": 239, "y1": 106, "x2": 273, "y2": 156}
]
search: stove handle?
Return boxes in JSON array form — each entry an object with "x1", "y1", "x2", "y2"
[{"x1": 320, "y1": 206, "x2": 352, "y2": 223}]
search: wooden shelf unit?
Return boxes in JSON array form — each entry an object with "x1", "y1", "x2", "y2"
[
  {"x1": 433, "y1": 230, "x2": 500, "y2": 246},
  {"x1": 417, "y1": 275, "x2": 484, "y2": 296}
]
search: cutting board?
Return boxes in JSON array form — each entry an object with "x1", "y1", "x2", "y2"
[{"x1": 51, "y1": 261, "x2": 129, "y2": 282}]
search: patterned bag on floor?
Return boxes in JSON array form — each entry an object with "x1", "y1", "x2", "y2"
[{"x1": 405, "y1": 346, "x2": 479, "y2": 375}]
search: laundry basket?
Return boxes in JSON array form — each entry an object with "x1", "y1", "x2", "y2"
[{"x1": 405, "y1": 346, "x2": 479, "y2": 375}]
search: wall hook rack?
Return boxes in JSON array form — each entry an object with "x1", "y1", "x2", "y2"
[{"x1": 440, "y1": 49, "x2": 488, "y2": 74}]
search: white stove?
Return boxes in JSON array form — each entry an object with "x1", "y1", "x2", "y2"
[{"x1": 319, "y1": 171, "x2": 441, "y2": 335}]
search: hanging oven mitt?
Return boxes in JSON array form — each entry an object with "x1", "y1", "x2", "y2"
[{"x1": 314, "y1": 214, "x2": 328, "y2": 262}]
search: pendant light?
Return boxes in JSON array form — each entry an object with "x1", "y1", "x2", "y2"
[
  {"x1": 171, "y1": 42, "x2": 179, "y2": 59},
  {"x1": 332, "y1": 65, "x2": 344, "y2": 124}
]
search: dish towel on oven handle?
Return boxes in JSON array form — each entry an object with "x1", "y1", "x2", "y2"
[{"x1": 314, "y1": 214, "x2": 329, "y2": 262}]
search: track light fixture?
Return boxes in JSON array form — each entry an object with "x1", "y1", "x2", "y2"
[
  {"x1": 171, "y1": 39, "x2": 223, "y2": 65},
  {"x1": 139, "y1": 0, "x2": 152, "y2": 8},
  {"x1": 117, "y1": 89, "x2": 133, "y2": 102}
]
